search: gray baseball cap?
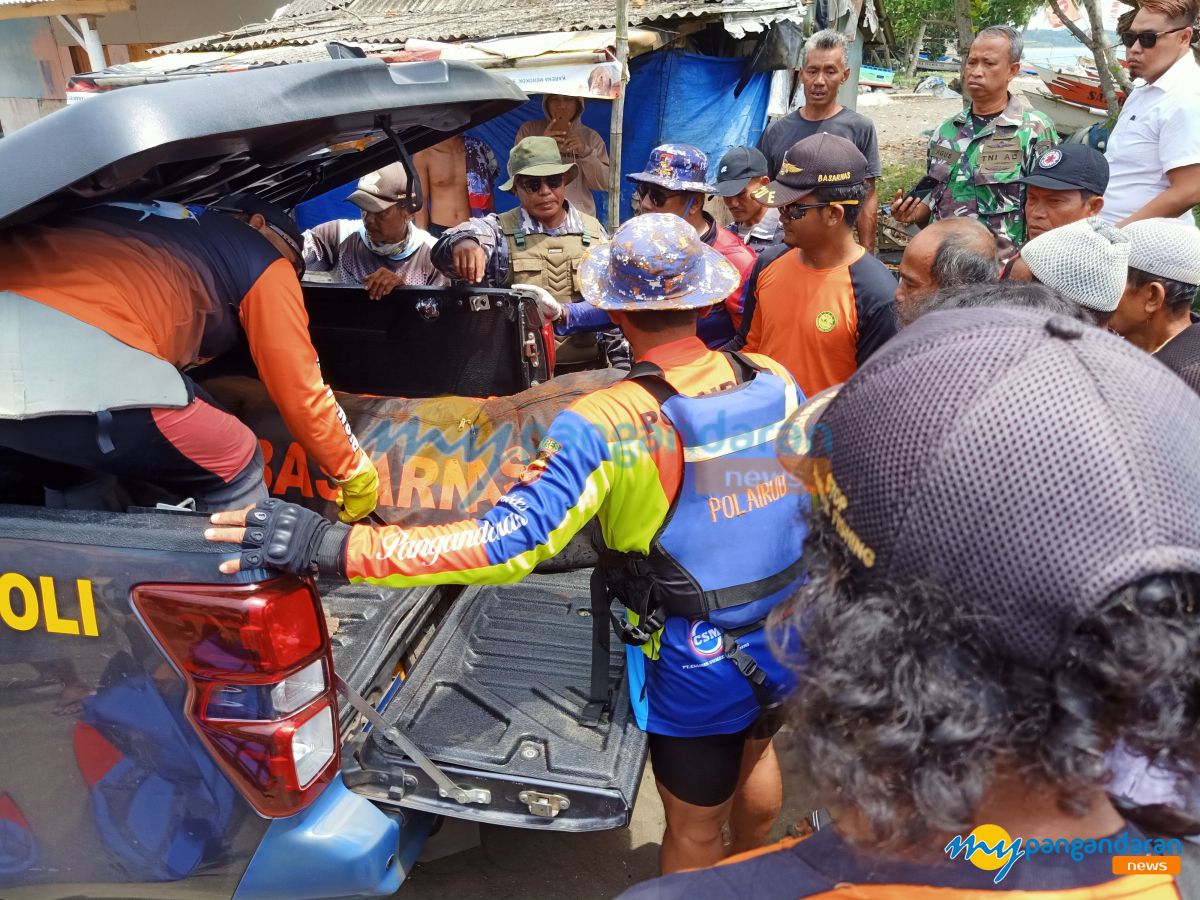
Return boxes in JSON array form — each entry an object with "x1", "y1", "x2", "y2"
[
  {"x1": 347, "y1": 162, "x2": 412, "y2": 214},
  {"x1": 777, "y1": 306, "x2": 1200, "y2": 669}
]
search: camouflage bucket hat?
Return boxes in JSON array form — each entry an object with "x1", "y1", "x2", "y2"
[
  {"x1": 499, "y1": 136, "x2": 576, "y2": 192},
  {"x1": 626, "y1": 143, "x2": 714, "y2": 193},
  {"x1": 580, "y1": 214, "x2": 740, "y2": 311}
]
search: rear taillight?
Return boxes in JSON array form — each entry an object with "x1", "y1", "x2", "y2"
[{"x1": 132, "y1": 579, "x2": 339, "y2": 817}]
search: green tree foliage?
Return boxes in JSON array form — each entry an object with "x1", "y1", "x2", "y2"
[{"x1": 887, "y1": 0, "x2": 1044, "y2": 59}]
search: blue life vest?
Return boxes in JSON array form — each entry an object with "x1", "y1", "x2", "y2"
[{"x1": 585, "y1": 352, "x2": 808, "y2": 725}]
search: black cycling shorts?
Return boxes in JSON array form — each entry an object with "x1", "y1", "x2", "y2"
[{"x1": 649, "y1": 708, "x2": 784, "y2": 808}]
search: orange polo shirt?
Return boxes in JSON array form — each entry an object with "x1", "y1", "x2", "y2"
[{"x1": 743, "y1": 246, "x2": 898, "y2": 397}]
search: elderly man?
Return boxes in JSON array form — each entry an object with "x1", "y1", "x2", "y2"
[
  {"x1": 1016, "y1": 217, "x2": 1130, "y2": 326},
  {"x1": 431, "y1": 136, "x2": 625, "y2": 370},
  {"x1": 302, "y1": 162, "x2": 445, "y2": 298},
  {"x1": 514, "y1": 93, "x2": 611, "y2": 218},
  {"x1": 757, "y1": 30, "x2": 881, "y2": 251},
  {"x1": 207, "y1": 214, "x2": 808, "y2": 877},
  {"x1": 1102, "y1": 0, "x2": 1200, "y2": 226},
  {"x1": 712, "y1": 146, "x2": 783, "y2": 254},
  {"x1": 730, "y1": 134, "x2": 897, "y2": 397},
  {"x1": 619, "y1": 303, "x2": 1200, "y2": 900},
  {"x1": 1019, "y1": 144, "x2": 1109, "y2": 242},
  {"x1": 1112, "y1": 218, "x2": 1200, "y2": 392},
  {"x1": 895, "y1": 218, "x2": 1000, "y2": 326},
  {"x1": 891, "y1": 25, "x2": 1058, "y2": 248}
]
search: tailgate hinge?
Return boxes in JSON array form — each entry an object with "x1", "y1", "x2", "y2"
[{"x1": 336, "y1": 675, "x2": 491, "y2": 806}]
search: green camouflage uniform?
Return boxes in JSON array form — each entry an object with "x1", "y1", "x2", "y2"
[{"x1": 913, "y1": 92, "x2": 1058, "y2": 247}]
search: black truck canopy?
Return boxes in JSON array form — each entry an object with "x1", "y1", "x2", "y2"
[{"x1": 0, "y1": 57, "x2": 526, "y2": 229}]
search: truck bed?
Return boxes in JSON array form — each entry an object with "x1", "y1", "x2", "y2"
[
  {"x1": 321, "y1": 579, "x2": 443, "y2": 710},
  {"x1": 346, "y1": 569, "x2": 648, "y2": 832}
]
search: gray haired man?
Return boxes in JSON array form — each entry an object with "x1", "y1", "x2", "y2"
[
  {"x1": 756, "y1": 28, "x2": 881, "y2": 251},
  {"x1": 1112, "y1": 217, "x2": 1200, "y2": 393},
  {"x1": 894, "y1": 218, "x2": 1000, "y2": 326}
]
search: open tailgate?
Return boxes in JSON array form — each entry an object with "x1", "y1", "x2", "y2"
[{"x1": 343, "y1": 570, "x2": 648, "y2": 831}]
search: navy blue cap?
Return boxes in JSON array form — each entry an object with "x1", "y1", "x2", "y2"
[{"x1": 1019, "y1": 144, "x2": 1109, "y2": 195}]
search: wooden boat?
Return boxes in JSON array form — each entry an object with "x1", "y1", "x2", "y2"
[
  {"x1": 859, "y1": 65, "x2": 895, "y2": 88},
  {"x1": 1023, "y1": 86, "x2": 1107, "y2": 133},
  {"x1": 916, "y1": 53, "x2": 960, "y2": 72},
  {"x1": 1029, "y1": 62, "x2": 1124, "y2": 111}
]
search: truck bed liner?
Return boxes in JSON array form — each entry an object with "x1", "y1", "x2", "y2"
[
  {"x1": 346, "y1": 570, "x2": 648, "y2": 831},
  {"x1": 321, "y1": 580, "x2": 442, "y2": 704}
]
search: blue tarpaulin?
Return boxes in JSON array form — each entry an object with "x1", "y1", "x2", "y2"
[{"x1": 297, "y1": 51, "x2": 771, "y2": 231}]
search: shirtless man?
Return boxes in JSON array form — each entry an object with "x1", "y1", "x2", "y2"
[{"x1": 413, "y1": 135, "x2": 498, "y2": 236}]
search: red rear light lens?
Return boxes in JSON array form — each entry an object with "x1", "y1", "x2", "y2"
[{"x1": 133, "y1": 579, "x2": 339, "y2": 817}]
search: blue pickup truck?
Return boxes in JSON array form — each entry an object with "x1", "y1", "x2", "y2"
[{"x1": 0, "y1": 57, "x2": 647, "y2": 899}]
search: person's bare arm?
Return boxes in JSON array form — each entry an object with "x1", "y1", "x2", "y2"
[
  {"x1": 859, "y1": 178, "x2": 879, "y2": 252},
  {"x1": 413, "y1": 150, "x2": 432, "y2": 229},
  {"x1": 1118, "y1": 164, "x2": 1200, "y2": 226}
]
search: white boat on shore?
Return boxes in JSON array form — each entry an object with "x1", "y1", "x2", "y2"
[{"x1": 1022, "y1": 86, "x2": 1107, "y2": 133}]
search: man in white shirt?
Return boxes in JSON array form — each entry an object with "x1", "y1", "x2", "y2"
[{"x1": 1101, "y1": 0, "x2": 1200, "y2": 226}]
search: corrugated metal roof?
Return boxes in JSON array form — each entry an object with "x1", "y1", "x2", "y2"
[{"x1": 157, "y1": 0, "x2": 802, "y2": 54}]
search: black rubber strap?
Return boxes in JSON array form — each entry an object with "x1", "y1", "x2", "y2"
[
  {"x1": 721, "y1": 631, "x2": 774, "y2": 710},
  {"x1": 723, "y1": 350, "x2": 762, "y2": 384},
  {"x1": 699, "y1": 557, "x2": 806, "y2": 615},
  {"x1": 583, "y1": 566, "x2": 613, "y2": 726},
  {"x1": 624, "y1": 361, "x2": 678, "y2": 406}
]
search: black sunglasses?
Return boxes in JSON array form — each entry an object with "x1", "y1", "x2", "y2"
[
  {"x1": 1119, "y1": 24, "x2": 1191, "y2": 48},
  {"x1": 633, "y1": 185, "x2": 685, "y2": 208},
  {"x1": 515, "y1": 174, "x2": 565, "y2": 192},
  {"x1": 780, "y1": 202, "x2": 829, "y2": 221},
  {"x1": 780, "y1": 198, "x2": 862, "y2": 221}
]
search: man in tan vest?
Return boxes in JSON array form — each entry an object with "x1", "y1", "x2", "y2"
[{"x1": 430, "y1": 136, "x2": 629, "y2": 370}]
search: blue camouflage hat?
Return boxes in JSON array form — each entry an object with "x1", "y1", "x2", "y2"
[
  {"x1": 580, "y1": 214, "x2": 740, "y2": 311},
  {"x1": 626, "y1": 143, "x2": 714, "y2": 193}
]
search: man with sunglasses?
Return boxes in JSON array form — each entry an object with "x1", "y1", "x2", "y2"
[
  {"x1": 430, "y1": 136, "x2": 628, "y2": 370},
  {"x1": 728, "y1": 134, "x2": 898, "y2": 398},
  {"x1": 0, "y1": 192, "x2": 379, "y2": 522},
  {"x1": 556, "y1": 144, "x2": 757, "y2": 349},
  {"x1": 1101, "y1": 0, "x2": 1200, "y2": 228}
]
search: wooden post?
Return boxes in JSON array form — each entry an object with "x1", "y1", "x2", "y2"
[{"x1": 607, "y1": 0, "x2": 629, "y2": 233}]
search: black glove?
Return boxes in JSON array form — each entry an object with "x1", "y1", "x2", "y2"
[{"x1": 239, "y1": 499, "x2": 350, "y2": 578}]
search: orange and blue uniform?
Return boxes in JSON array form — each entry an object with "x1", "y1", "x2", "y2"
[
  {"x1": 0, "y1": 204, "x2": 365, "y2": 504},
  {"x1": 343, "y1": 336, "x2": 801, "y2": 736}
]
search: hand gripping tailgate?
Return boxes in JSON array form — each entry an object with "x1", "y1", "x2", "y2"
[{"x1": 343, "y1": 570, "x2": 648, "y2": 831}]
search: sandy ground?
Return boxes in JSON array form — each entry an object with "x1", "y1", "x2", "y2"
[{"x1": 860, "y1": 94, "x2": 965, "y2": 168}]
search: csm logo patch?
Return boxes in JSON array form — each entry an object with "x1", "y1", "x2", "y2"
[{"x1": 689, "y1": 620, "x2": 724, "y2": 659}]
